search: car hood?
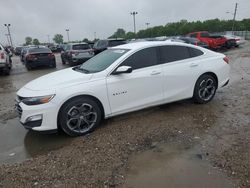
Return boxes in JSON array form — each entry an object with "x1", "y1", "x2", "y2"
[{"x1": 23, "y1": 68, "x2": 93, "y2": 91}]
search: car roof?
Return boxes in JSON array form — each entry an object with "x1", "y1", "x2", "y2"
[
  {"x1": 112, "y1": 41, "x2": 196, "y2": 51},
  {"x1": 69, "y1": 42, "x2": 88, "y2": 45},
  {"x1": 99, "y1": 38, "x2": 126, "y2": 41}
]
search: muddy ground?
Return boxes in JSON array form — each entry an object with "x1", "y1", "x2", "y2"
[{"x1": 0, "y1": 43, "x2": 249, "y2": 188}]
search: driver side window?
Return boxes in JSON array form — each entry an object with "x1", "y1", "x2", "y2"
[{"x1": 120, "y1": 47, "x2": 158, "y2": 70}]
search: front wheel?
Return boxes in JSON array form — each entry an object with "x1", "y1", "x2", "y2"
[
  {"x1": 193, "y1": 74, "x2": 217, "y2": 104},
  {"x1": 59, "y1": 97, "x2": 102, "y2": 136}
]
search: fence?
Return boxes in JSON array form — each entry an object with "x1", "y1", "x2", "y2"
[{"x1": 225, "y1": 31, "x2": 250, "y2": 40}]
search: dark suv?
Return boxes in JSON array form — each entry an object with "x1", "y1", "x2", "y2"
[
  {"x1": 93, "y1": 38, "x2": 127, "y2": 55},
  {"x1": 61, "y1": 43, "x2": 94, "y2": 66}
]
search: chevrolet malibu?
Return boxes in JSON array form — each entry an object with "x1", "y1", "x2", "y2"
[{"x1": 16, "y1": 42, "x2": 230, "y2": 136}]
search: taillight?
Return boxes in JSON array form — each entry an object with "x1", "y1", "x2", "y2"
[
  {"x1": 0, "y1": 52, "x2": 4, "y2": 59},
  {"x1": 48, "y1": 53, "x2": 55, "y2": 58},
  {"x1": 27, "y1": 54, "x2": 36, "y2": 60},
  {"x1": 236, "y1": 39, "x2": 240, "y2": 41},
  {"x1": 223, "y1": 57, "x2": 229, "y2": 64}
]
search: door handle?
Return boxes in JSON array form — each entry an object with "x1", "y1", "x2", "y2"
[
  {"x1": 151, "y1": 71, "x2": 161, "y2": 75},
  {"x1": 190, "y1": 63, "x2": 198, "y2": 67}
]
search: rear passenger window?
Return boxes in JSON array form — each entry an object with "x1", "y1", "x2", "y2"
[
  {"x1": 190, "y1": 33, "x2": 198, "y2": 38},
  {"x1": 188, "y1": 47, "x2": 204, "y2": 58},
  {"x1": 72, "y1": 44, "x2": 90, "y2": 50},
  {"x1": 121, "y1": 47, "x2": 158, "y2": 70},
  {"x1": 159, "y1": 45, "x2": 190, "y2": 63}
]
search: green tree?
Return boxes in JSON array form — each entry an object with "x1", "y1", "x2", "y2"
[
  {"x1": 125, "y1": 32, "x2": 136, "y2": 39},
  {"x1": 109, "y1": 28, "x2": 126, "y2": 38},
  {"x1": 82, "y1": 38, "x2": 89, "y2": 43},
  {"x1": 25, "y1": 37, "x2": 32, "y2": 45},
  {"x1": 32, "y1": 38, "x2": 40, "y2": 45},
  {"x1": 53, "y1": 34, "x2": 64, "y2": 44}
]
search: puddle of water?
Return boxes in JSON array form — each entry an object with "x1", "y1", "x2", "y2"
[
  {"x1": 0, "y1": 118, "x2": 72, "y2": 164},
  {"x1": 122, "y1": 143, "x2": 234, "y2": 188}
]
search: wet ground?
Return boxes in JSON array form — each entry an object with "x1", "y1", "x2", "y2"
[
  {"x1": 0, "y1": 44, "x2": 249, "y2": 188},
  {"x1": 123, "y1": 143, "x2": 234, "y2": 188}
]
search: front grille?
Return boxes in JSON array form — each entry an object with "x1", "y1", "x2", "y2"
[{"x1": 15, "y1": 103, "x2": 23, "y2": 117}]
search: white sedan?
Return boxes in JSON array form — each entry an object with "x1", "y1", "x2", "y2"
[{"x1": 16, "y1": 42, "x2": 230, "y2": 136}]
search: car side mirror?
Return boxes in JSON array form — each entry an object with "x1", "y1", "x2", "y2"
[{"x1": 113, "y1": 66, "x2": 132, "y2": 75}]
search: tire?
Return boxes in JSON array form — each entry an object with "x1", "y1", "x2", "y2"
[
  {"x1": 69, "y1": 60, "x2": 75, "y2": 67},
  {"x1": 51, "y1": 61, "x2": 56, "y2": 68},
  {"x1": 193, "y1": 74, "x2": 217, "y2": 104},
  {"x1": 58, "y1": 97, "x2": 102, "y2": 136},
  {"x1": 61, "y1": 58, "x2": 66, "y2": 65},
  {"x1": 26, "y1": 64, "x2": 32, "y2": 70},
  {"x1": 3, "y1": 67, "x2": 10, "y2": 75}
]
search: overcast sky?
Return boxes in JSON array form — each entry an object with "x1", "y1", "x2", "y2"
[{"x1": 0, "y1": 0, "x2": 249, "y2": 45}]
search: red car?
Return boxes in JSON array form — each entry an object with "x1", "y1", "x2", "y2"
[{"x1": 186, "y1": 31, "x2": 227, "y2": 50}]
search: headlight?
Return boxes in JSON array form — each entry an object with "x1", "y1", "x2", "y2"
[{"x1": 21, "y1": 95, "x2": 55, "y2": 106}]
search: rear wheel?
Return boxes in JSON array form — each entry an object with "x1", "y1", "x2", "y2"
[
  {"x1": 3, "y1": 67, "x2": 10, "y2": 75},
  {"x1": 193, "y1": 74, "x2": 217, "y2": 104},
  {"x1": 26, "y1": 64, "x2": 32, "y2": 70},
  {"x1": 59, "y1": 97, "x2": 102, "y2": 136},
  {"x1": 61, "y1": 57, "x2": 66, "y2": 65},
  {"x1": 51, "y1": 61, "x2": 56, "y2": 68}
]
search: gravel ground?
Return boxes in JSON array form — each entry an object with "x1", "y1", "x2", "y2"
[{"x1": 0, "y1": 43, "x2": 249, "y2": 188}]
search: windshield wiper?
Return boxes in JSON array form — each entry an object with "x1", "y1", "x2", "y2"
[{"x1": 73, "y1": 66, "x2": 90, "y2": 73}]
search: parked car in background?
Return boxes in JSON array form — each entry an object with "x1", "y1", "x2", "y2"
[
  {"x1": 223, "y1": 35, "x2": 246, "y2": 47},
  {"x1": 14, "y1": 46, "x2": 23, "y2": 56},
  {"x1": 187, "y1": 31, "x2": 227, "y2": 50},
  {"x1": 49, "y1": 45, "x2": 64, "y2": 53},
  {"x1": 60, "y1": 43, "x2": 94, "y2": 66},
  {"x1": 16, "y1": 41, "x2": 230, "y2": 136},
  {"x1": 87, "y1": 42, "x2": 95, "y2": 48},
  {"x1": 24, "y1": 47, "x2": 56, "y2": 70},
  {"x1": 0, "y1": 43, "x2": 12, "y2": 75},
  {"x1": 20, "y1": 46, "x2": 30, "y2": 62},
  {"x1": 93, "y1": 38, "x2": 127, "y2": 55},
  {"x1": 178, "y1": 37, "x2": 209, "y2": 48}
]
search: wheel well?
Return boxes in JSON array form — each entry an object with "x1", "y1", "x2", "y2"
[
  {"x1": 193, "y1": 72, "x2": 219, "y2": 97},
  {"x1": 57, "y1": 95, "x2": 105, "y2": 129}
]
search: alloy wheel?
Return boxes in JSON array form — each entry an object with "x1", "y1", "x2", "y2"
[{"x1": 66, "y1": 103, "x2": 97, "y2": 134}]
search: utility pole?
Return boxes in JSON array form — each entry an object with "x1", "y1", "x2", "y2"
[
  {"x1": 4, "y1": 24, "x2": 13, "y2": 47},
  {"x1": 145, "y1": 22, "x2": 150, "y2": 29},
  {"x1": 130, "y1": 11, "x2": 138, "y2": 35},
  {"x1": 65, "y1": 29, "x2": 70, "y2": 42},
  {"x1": 94, "y1": 32, "x2": 96, "y2": 40},
  {"x1": 232, "y1": 3, "x2": 238, "y2": 34},
  {"x1": 47, "y1": 35, "x2": 50, "y2": 44},
  {"x1": 5, "y1": 34, "x2": 10, "y2": 46}
]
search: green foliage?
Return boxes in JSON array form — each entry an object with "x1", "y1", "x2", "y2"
[
  {"x1": 32, "y1": 38, "x2": 40, "y2": 45},
  {"x1": 53, "y1": 34, "x2": 64, "y2": 44},
  {"x1": 82, "y1": 38, "x2": 89, "y2": 43},
  {"x1": 109, "y1": 28, "x2": 126, "y2": 39},
  {"x1": 109, "y1": 19, "x2": 250, "y2": 40},
  {"x1": 25, "y1": 37, "x2": 32, "y2": 45}
]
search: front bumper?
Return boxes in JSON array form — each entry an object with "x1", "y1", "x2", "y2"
[{"x1": 15, "y1": 101, "x2": 58, "y2": 131}]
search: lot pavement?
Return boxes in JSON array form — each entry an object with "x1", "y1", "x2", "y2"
[{"x1": 0, "y1": 44, "x2": 249, "y2": 188}]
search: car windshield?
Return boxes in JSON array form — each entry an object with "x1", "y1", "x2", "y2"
[
  {"x1": 75, "y1": 49, "x2": 129, "y2": 73},
  {"x1": 200, "y1": 32, "x2": 209, "y2": 37}
]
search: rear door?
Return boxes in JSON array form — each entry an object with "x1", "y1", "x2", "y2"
[
  {"x1": 106, "y1": 47, "x2": 164, "y2": 115},
  {"x1": 159, "y1": 45, "x2": 204, "y2": 102}
]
